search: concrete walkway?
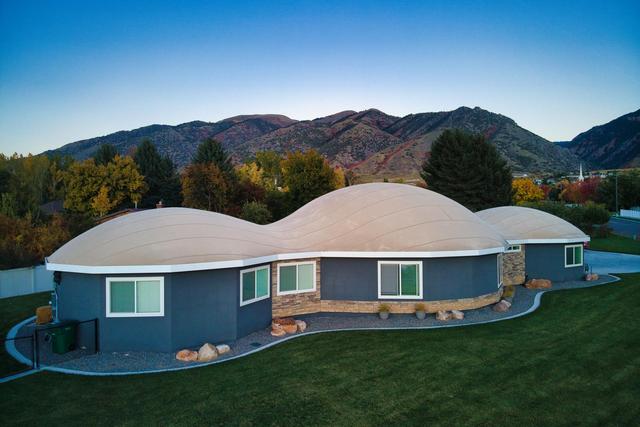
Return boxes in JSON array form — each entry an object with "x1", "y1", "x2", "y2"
[{"x1": 585, "y1": 249, "x2": 640, "y2": 274}]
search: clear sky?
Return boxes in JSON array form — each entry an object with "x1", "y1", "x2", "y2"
[{"x1": 1, "y1": 0, "x2": 638, "y2": 155}]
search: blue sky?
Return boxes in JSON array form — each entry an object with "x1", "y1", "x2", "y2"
[{"x1": 1, "y1": 0, "x2": 638, "y2": 154}]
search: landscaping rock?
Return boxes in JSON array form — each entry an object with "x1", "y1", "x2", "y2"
[
  {"x1": 270, "y1": 328, "x2": 286, "y2": 337},
  {"x1": 215, "y1": 344, "x2": 231, "y2": 355},
  {"x1": 176, "y1": 349, "x2": 198, "y2": 362},
  {"x1": 525, "y1": 278, "x2": 552, "y2": 289},
  {"x1": 197, "y1": 343, "x2": 218, "y2": 362},
  {"x1": 492, "y1": 299, "x2": 511, "y2": 312},
  {"x1": 585, "y1": 273, "x2": 599, "y2": 281},
  {"x1": 436, "y1": 310, "x2": 451, "y2": 321},
  {"x1": 283, "y1": 324, "x2": 298, "y2": 334},
  {"x1": 295, "y1": 320, "x2": 307, "y2": 332},
  {"x1": 451, "y1": 309, "x2": 464, "y2": 320}
]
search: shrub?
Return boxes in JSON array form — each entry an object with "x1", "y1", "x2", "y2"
[
  {"x1": 414, "y1": 303, "x2": 426, "y2": 312},
  {"x1": 503, "y1": 286, "x2": 516, "y2": 298},
  {"x1": 378, "y1": 303, "x2": 391, "y2": 313},
  {"x1": 520, "y1": 200, "x2": 610, "y2": 234}
]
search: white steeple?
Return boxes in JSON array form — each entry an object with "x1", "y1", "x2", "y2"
[{"x1": 578, "y1": 163, "x2": 584, "y2": 182}]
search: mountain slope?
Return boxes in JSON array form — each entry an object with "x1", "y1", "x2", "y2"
[
  {"x1": 564, "y1": 109, "x2": 640, "y2": 169},
  {"x1": 47, "y1": 107, "x2": 582, "y2": 178}
]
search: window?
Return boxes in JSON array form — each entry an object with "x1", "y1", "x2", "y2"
[
  {"x1": 240, "y1": 265, "x2": 270, "y2": 306},
  {"x1": 565, "y1": 244, "x2": 583, "y2": 267},
  {"x1": 106, "y1": 277, "x2": 164, "y2": 317},
  {"x1": 277, "y1": 261, "x2": 316, "y2": 295},
  {"x1": 505, "y1": 244, "x2": 521, "y2": 253},
  {"x1": 377, "y1": 261, "x2": 422, "y2": 299},
  {"x1": 497, "y1": 254, "x2": 503, "y2": 288}
]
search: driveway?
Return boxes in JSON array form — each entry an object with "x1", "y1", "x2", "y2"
[
  {"x1": 607, "y1": 217, "x2": 640, "y2": 238},
  {"x1": 585, "y1": 249, "x2": 640, "y2": 274}
]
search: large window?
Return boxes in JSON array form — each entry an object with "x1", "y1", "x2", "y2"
[
  {"x1": 565, "y1": 244, "x2": 583, "y2": 267},
  {"x1": 106, "y1": 277, "x2": 164, "y2": 317},
  {"x1": 377, "y1": 261, "x2": 422, "y2": 299},
  {"x1": 240, "y1": 265, "x2": 270, "y2": 306},
  {"x1": 277, "y1": 261, "x2": 316, "y2": 295}
]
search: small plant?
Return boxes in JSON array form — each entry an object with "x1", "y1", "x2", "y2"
[
  {"x1": 503, "y1": 285, "x2": 515, "y2": 298},
  {"x1": 414, "y1": 303, "x2": 427, "y2": 320},
  {"x1": 378, "y1": 303, "x2": 391, "y2": 320}
]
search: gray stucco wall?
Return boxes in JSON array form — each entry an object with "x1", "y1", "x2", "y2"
[
  {"x1": 57, "y1": 266, "x2": 272, "y2": 353},
  {"x1": 321, "y1": 255, "x2": 500, "y2": 302},
  {"x1": 525, "y1": 243, "x2": 585, "y2": 282}
]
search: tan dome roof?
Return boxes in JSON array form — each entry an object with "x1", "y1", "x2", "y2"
[
  {"x1": 476, "y1": 206, "x2": 589, "y2": 244},
  {"x1": 48, "y1": 183, "x2": 506, "y2": 273}
]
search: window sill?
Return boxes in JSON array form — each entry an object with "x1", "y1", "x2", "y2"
[{"x1": 240, "y1": 294, "x2": 270, "y2": 307}]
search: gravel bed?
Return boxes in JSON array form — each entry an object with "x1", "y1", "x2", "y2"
[{"x1": 12, "y1": 275, "x2": 618, "y2": 374}]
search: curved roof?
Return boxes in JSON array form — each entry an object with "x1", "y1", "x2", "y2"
[
  {"x1": 47, "y1": 183, "x2": 506, "y2": 273},
  {"x1": 476, "y1": 206, "x2": 589, "y2": 244}
]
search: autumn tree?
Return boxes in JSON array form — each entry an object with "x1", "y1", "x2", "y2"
[
  {"x1": 94, "y1": 144, "x2": 117, "y2": 166},
  {"x1": 134, "y1": 139, "x2": 182, "y2": 207},
  {"x1": 281, "y1": 150, "x2": 340, "y2": 211},
  {"x1": 421, "y1": 129, "x2": 512, "y2": 211},
  {"x1": 255, "y1": 150, "x2": 283, "y2": 189},
  {"x1": 91, "y1": 186, "x2": 115, "y2": 217},
  {"x1": 512, "y1": 178, "x2": 544, "y2": 204},
  {"x1": 182, "y1": 163, "x2": 229, "y2": 212}
]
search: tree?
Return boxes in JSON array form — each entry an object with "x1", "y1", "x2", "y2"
[
  {"x1": 255, "y1": 150, "x2": 283, "y2": 189},
  {"x1": 281, "y1": 150, "x2": 340, "y2": 211},
  {"x1": 181, "y1": 163, "x2": 229, "y2": 212},
  {"x1": 241, "y1": 201, "x2": 272, "y2": 224},
  {"x1": 91, "y1": 186, "x2": 115, "y2": 217},
  {"x1": 94, "y1": 144, "x2": 117, "y2": 166},
  {"x1": 193, "y1": 138, "x2": 234, "y2": 176},
  {"x1": 134, "y1": 140, "x2": 182, "y2": 207},
  {"x1": 596, "y1": 170, "x2": 640, "y2": 211},
  {"x1": 421, "y1": 129, "x2": 512, "y2": 211},
  {"x1": 512, "y1": 178, "x2": 544, "y2": 204}
]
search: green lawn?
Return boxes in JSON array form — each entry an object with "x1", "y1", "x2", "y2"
[
  {"x1": 0, "y1": 291, "x2": 50, "y2": 377},
  {"x1": 589, "y1": 234, "x2": 640, "y2": 255},
  {"x1": 1, "y1": 276, "x2": 640, "y2": 426}
]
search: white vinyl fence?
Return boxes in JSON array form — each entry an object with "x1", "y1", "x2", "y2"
[
  {"x1": 0, "y1": 265, "x2": 53, "y2": 299},
  {"x1": 620, "y1": 208, "x2": 640, "y2": 219}
]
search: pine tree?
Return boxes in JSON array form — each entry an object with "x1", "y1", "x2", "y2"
[
  {"x1": 133, "y1": 139, "x2": 182, "y2": 207},
  {"x1": 193, "y1": 138, "x2": 234, "y2": 176},
  {"x1": 94, "y1": 144, "x2": 117, "y2": 166},
  {"x1": 421, "y1": 129, "x2": 512, "y2": 211}
]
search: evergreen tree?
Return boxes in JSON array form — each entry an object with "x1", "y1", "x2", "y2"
[
  {"x1": 421, "y1": 129, "x2": 512, "y2": 211},
  {"x1": 133, "y1": 140, "x2": 182, "y2": 207},
  {"x1": 281, "y1": 150, "x2": 339, "y2": 211},
  {"x1": 94, "y1": 144, "x2": 117, "y2": 166},
  {"x1": 193, "y1": 138, "x2": 234, "y2": 176}
]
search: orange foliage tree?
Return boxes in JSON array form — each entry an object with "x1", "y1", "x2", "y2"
[{"x1": 512, "y1": 178, "x2": 545, "y2": 204}]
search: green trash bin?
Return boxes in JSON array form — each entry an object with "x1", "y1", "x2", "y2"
[{"x1": 49, "y1": 321, "x2": 77, "y2": 354}]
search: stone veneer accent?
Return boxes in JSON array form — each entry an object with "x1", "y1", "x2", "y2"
[
  {"x1": 503, "y1": 245, "x2": 526, "y2": 286},
  {"x1": 271, "y1": 258, "x2": 321, "y2": 318},
  {"x1": 320, "y1": 289, "x2": 503, "y2": 314}
]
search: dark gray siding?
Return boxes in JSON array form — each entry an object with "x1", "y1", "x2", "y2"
[
  {"x1": 321, "y1": 255, "x2": 499, "y2": 302},
  {"x1": 525, "y1": 243, "x2": 585, "y2": 282}
]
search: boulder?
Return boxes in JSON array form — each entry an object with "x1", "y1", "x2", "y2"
[
  {"x1": 492, "y1": 300, "x2": 511, "y2": 312},
  {"x1": 216, "y1": 344, "x2": 231, "y2": 355},
  {"x1": 271, "y1": 328, "x2": 286, "y2": 337},
  {"x1": 525, "y1": 278, "x2": 552, "y2": 289},
  {"x1": 451, "y1": 309, "x2": 464, "y2": 320},
  {"x1": 176, "y1": 349, "x2": 198, "y2": 362},
  {"x1": 585, "y1": 273, "x2": 599, "y2": 281},
  {"x1": 197, "y1": 343, "x2": 218, "y2": 362},
  {"x1": 271, "y1": 321, "x2": 284, "y2": 332},
  {"x1": 295, "y1": 320, "x2": 307, "y2": 332},
  {"x1": 436, "y1": 310, "x2": 451, "y2": 321},
  {"x1": 273, "y1": 317, "x2": 296, "y2": 326}
]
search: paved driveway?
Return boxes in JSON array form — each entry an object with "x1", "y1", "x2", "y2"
[
  {"x1": 585, "y1": 249, "x2": 640, "y2": 274},
  {"x1": 607, "y1": 217, "x2": 640, "y2": 238}
]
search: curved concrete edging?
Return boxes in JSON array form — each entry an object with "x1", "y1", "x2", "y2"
[{"x1": 4, "y1": 275, "x2": 622, "y2": 378}]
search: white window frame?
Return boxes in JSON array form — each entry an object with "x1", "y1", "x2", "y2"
[
  {"x1": 564, "y1": 244, "x2": 584, "y2": 268},
  {"x1": 505, "y1": 244, "x2": 522, "y2": 253},
  {"x1": 240, "y1": 265, "x2": 271, "y2": 306},
  {"x1": 497, "y1": 253, "x2": 503, "y2": 288},
  {"x1": 106, "y1": 277, "x2": 165, "y2": 318},
  {"x1": 277, "y1": 261, "x2": 317, "y2": 296},
  {"x1": 377, "y1": 261, "x2": 423, "y2": 300}
]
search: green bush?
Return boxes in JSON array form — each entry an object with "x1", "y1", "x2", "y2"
[{"x1": 520, "y1": 200, "x2": 610, "y2": 234}]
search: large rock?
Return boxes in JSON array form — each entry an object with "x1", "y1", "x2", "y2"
[
  {"x1": 176, "y1": 349, "x2": 198, "y2": 362},
  {"x1": 525, "y1": 278, "x2": 552, "y2": 289},
  {"x1": 585, "y1": 273, "x2": 599, "y2": 281},
  {"x1": 283, "y1": 324, "x2": 298, "y2": 334},
  {"x1": 451, "y1": 309, "x2": 464, "y2": 320},
  {"x1": 492, "y1": 299, "x2": 512, "y2": 312},
  {"x1": 295, "y1": 320, "x2": 307, "y2": 332},
  {"x1": 197, "y1": 343, "x2": 218, "y2": 362},
  {"x1": 271, "y1": 328, "x2": 286, "y2": 337},
  {"x1": 436, "y1": 310, "x2": 451, "y2": 321},
  {"x1": 216, "y1": 344, "x2": 231, "y2": 355}
]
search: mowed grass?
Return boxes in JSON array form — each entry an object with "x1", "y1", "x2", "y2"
[
  {"x1": 589, "y1": 234, "x2": 640, "y2": 255},
  {"x1": 0, "y1": 291, "x2": 50, "y2": 377},
  {"x1": 2, "y1": 276, "x2": 640, "y2": 426}
]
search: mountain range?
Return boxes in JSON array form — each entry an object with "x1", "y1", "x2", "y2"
[
  {"x1": 49, "y1": 106, "x2": 624, "y2": 179},
  {"x1": 556, "y1": 108, "x2": 640, "y2": 170}
]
